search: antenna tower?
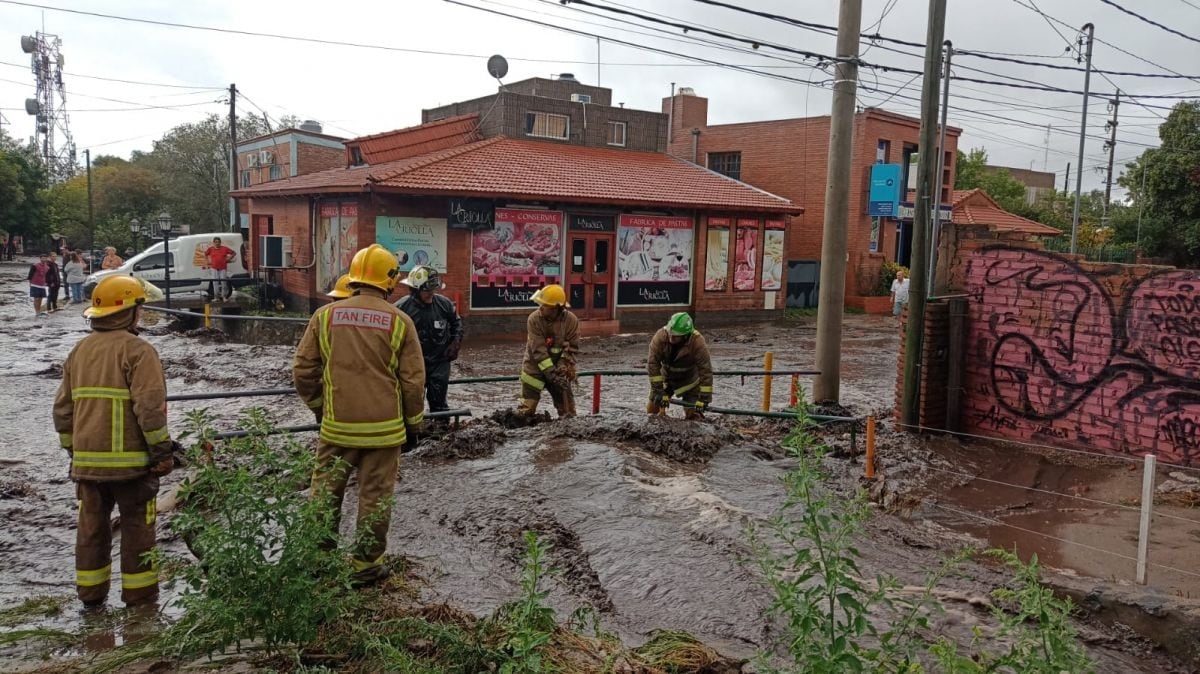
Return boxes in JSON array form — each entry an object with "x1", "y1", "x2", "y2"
[{"x1": 20, "y1": 31, "x2": 76, "y2": 181}]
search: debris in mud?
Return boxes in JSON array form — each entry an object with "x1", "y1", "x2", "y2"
[
  {"x1": 1156, "y1": 471, "x2": 1200, "y2": 506},
  {"x1": 0, "y1": 479, "x2": 40, "y2": 500},
  {"x1": 416, "y1": 420, "x2": 506, "y2": 460},
  {"x1": 33, "y1": 362, "x2": 62, "y2": 379},
  {"x1": 486, "y1": 408, "x2": 552, "y2": 429},
  {"x1": 450, "y1": 504, "x2": 614, "y2": 612},
  {"x1": 546, "y1": 416, "x2": 740, "y2": 463},
  {"x1": 183, "y1": 327, "x2": 228, "y2": 343}
]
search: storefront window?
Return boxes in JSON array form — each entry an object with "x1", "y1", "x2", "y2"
[
  {"x1": 616, "y1": 215, "x2": 693, "y2": 306},
  {"x1": 471, "y1": 208, "x2": 564, "y2": 309}
]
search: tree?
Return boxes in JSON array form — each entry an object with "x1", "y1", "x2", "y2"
[
  {"x1": 1116, "y1": 101, "x2": 1200, "y2": 266},
  {"x1": 0, "y1": 130, "x2": 50, "y2": 242},
  {"x1": 132, "y1": 114, "x2": 267, "y2": 233},
  {"x1": 954, "y1": 147, "x2": 1028, "y2": 214}
]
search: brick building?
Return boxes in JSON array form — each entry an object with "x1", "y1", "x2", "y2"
[
  {"x1": 232, "y1": 77, "x2": 800, "y2": 334},
  {"x1": 663, "y1": 88, "x2": 962, "y2": 308},
  {"x1": 235, "y1": 123, "x2": 346, "y2": 189}
]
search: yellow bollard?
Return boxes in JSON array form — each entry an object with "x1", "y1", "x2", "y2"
[
  {"x1": 865, "y1": 416, "x2": 876, "y2": 479},
  {"x1": 761, "y1": 351, "x2": 774, "y2": 412},
  {"x1": 203, "y1": 302, "x2": 211, "y2": 330}
]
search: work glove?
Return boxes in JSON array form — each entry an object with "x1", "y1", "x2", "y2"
[
  {"x1": 170, "y1": 440, "x2": 187, "y2": 468},
  {"x1": 150, "y1": 457, "x2": 174, "y2": 477},
  {"x1": 446, "y1": 339, "x2": 461, "y2": 362},
  {"x1": 546, "y1": 365, "x2": 573, "y2": 389},
  {"x1": 651, "y1": 387, "x2": 670, "y2": 407},
  {"x1": 694, "y1": 399, "x2": 709, "y2": 413}
]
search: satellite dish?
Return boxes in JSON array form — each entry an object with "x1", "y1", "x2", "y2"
[{"x1": 487, "y1": 54, "x2": 509, "y2": 80}]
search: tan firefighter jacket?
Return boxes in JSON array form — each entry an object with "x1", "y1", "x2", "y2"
[
  {"x1": 520, "y1": 309, "x2": 580, "y2": 391},
  {"x1": 647, "y1": 328, "x2": 714, "y2": 400},
  {"x1": 53, "y1": 324, "x2": 173, "y2": 482},
  {"x1": 293, "y1": 288, "x2": 426, "y2": 448}
]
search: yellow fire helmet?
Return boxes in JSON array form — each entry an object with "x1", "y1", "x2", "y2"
[
  {"x1": 327, "y1": 274, "x2": 353, "y2": 299},
  {"x1": 84, "y1": 275, "x2": 148, "y2": 318},
  {"x1": 346, "y1": 244, "x2": 401, "y2": 292},
  {"x1": 531, "y1": 283, "x2": 569, "y2": 308}
]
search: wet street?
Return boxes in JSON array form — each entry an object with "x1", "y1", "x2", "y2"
[{"x1": 0, "y1": 259, "x2": 1194, "y2": 672}]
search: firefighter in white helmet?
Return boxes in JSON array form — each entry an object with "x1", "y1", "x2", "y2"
[{"x1": 396, "y1": 265, "x2": 463, "y2": 413}]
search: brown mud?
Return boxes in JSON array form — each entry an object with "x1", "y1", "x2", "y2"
[{"x1": 0, "y1": 260, "x2": 1196, "y2": 672}]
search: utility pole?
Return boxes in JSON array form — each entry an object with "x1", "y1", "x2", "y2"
[
  {"x1": 1063, "y1": 163, "x2": 1071, "y2": 193},
  {"x1": 85, "y1": 148, "x2": 93, "y2": 255},
  {"x1": 1102, "y1": 91, "x2": 1120, "y2": 224},
  {"x1": 1043, "y1": 124, "x2": 1051, "y2": 171},
  {"x1": 927, "y1": 41, "x2": 952, "y2": 298},
  {"x1": 900, "y1": 0, "x2": 948, "y2": 430},
  {"x1": 1070, "y1": 23, "x2": 1094, "y2": 254},
  {"x1": 812, "y1": 0, "x2": 863, "y2": 403},
  {"x1": 229, "y1": 83, "x2": 238, "y2": 233}
]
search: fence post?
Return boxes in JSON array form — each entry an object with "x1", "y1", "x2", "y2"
[
  {"x1": 761, "y1": 351, "x2": 774, "y2": 412},
  {"x1": 203, "y1": 302, "x2": 212, "y2": 330},
  {"x1": 1136, "y1": 453, "x2": 1156, "y2": 585},
  {"x1": 865, "y1": 416, "x2": 876, "y2": 478},
  {"x1": 592, "y1": 374, "x2": 601, "y2": 415},
  {"x1": 789, "y1": 373, "x2": 799, "y2": 408}
]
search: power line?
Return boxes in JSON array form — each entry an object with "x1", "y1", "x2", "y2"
[
  {"x1": 0, "y1": 59, "x2": 224, "y2": 89},
  {"x1": 1098, "y1": 0, "x2": 1200, "y2": 45}
]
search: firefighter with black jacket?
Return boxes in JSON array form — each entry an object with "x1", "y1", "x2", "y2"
[
  {"x1": 395, "y1": 265, "x2": 463, "y2": 413},
  {"x1": 53, "y1": 275, "x2": 176, "y2": 607}
]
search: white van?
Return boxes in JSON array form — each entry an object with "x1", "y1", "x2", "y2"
[{"x1": 84, "y1": 233, "x2": 250, "y2": 299}]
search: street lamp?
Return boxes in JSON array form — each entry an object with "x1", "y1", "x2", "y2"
[
  {"x1": 129, "y1": 217, "x2": 141, "y2": 253},
  {"x1": 156, "y1": 212, "x2": 174, "y2": 308}
]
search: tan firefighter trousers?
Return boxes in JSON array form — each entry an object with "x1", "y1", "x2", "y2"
[
  {"x1": 75, "y1": 475, "x2": 160, "y2": 605},
  {"x1": 310, "y1": 440, "x2": 401, "y2": 574}
]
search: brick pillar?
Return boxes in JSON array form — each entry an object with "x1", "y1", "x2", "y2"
[{"x1": 895, "y1": 298, "x2": 950, "y2": 429}]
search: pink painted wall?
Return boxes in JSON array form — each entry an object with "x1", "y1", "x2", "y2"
[{"x1": 961, "y1": 246, "x2": 1200, "y2": 465}]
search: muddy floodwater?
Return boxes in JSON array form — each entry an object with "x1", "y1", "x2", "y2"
[{"x1": 0, "y1": 259, "x2": 1195, "y2": 672}]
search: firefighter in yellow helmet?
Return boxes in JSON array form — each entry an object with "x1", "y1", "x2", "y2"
[
  {"x1": 53, "y1": 275, "x2": 177, "y2": 607},
  {"x1": 518, "y1": 283, "x2": 579, "y2": 418},
  {"x1": 326, "y1": 274, "x2": 353, "y2": 300},
  {"x1": 292, "y1": 244, "x2": 425, "y2": 585},
  {"x1": 647, "y1": 312, "x2": 713, "y2": 420}
]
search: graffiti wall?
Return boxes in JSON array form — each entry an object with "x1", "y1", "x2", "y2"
[{"x1": 962, "y1": 246, "x2": 1200, "y2": 465}]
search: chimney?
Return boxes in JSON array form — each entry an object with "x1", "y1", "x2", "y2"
[{"x1": 662, "y1": 88, "x2": 708, "y2": 158}]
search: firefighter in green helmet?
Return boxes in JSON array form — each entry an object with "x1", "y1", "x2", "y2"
[{"x1": 646, "y1": 312, "x2": 713, "y2": 420}]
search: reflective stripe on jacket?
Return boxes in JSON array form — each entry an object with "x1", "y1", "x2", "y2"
[
  {"x1": 53, "y1": 328, "x2": 173, "y2": 482},
  {"x1": 647, "y1": 328, "x2": 714, "y2": 397},
  {"x1": 293, "y1": 289, "x2": 426, "y2": 449},
  {"x1": 521, "y1": 309, "x2": 579, "y2": 384}
]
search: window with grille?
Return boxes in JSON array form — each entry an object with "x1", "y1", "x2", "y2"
[
  {"x1": 269, "y1": 165, "x2": 283, "y2": 181},
  {"x1": 525, "y1": 112, "x2": 570, "y2": 140},
  {"x1": 708, "y1": 152, "x2": 742, "y2": 180},
  {"x1": 606, "y1": 121, "x2": 627, "y2": 146}
]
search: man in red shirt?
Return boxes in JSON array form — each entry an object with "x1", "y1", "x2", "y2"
[{"x1": 203, "y1": 237, "x2": 237, "y2": 301}]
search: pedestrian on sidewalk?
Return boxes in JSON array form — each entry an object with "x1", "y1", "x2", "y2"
[
  {"x1": 5, "y1": 237, "x2": 16, "y2": 261},
  {"x1": 293, "y1": 244, "x2": 425, "y2": 586},
  {"x1": 53, "y1": 275, "x2": 176, "y2": 608},
  {"x1": 101, "y1": 247, "x2": 123, "y2": 271},
  {"x1": 396, "y1": 265, "x2": 463, "y2": 415},
  {"x1": 891, "y1": 270, "x2": 910, "y2": 317},
  {"x1": 518, "y1": 284, "x2": 579, "y2": 419},
  {"x1": 646, "y1": 312, "x2": 714, "y2": 420},
  {"x1": 46, "y1": 254, "x2": 62, "y2": 312},
  {"x1": 64, "y1": 252, "x2": 87, "y2": 304},
  {"x1": 27, "y1": 253, "x2": 51, "y2": 317},
  {"x1": 203, "y1": 237, "x2": 236, "y2": 301}
]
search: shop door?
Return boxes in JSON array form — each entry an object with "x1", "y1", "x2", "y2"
[{"x1": 566, "y1": 233, "x2": 614, "y2": 320}]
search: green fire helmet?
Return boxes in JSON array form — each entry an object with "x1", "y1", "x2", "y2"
[{"x1": 666, "y1": 312, "x2": 694, "y2": 336}]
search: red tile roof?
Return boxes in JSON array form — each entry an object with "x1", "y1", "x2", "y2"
[
  {"x1": 235, "y1": 135, "x2": 799, "y2": 214},
  {"x1": 346, "y1": 114, "x2": 481, "y2": 164},
  {"x1": 951, "y1": 188, "x2": 1062, "y2": 236}
]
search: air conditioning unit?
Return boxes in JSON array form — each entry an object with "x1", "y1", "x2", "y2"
[
  {"x1": 247, "y1": 154, "x2": 259, "y2": 168},
  {"x1": 259, "y1": 235, "x2": 293, "y2": 268},
  {"x1": 570, "y1": 93, "x2": 592, "y2": 104},
  {"x1": 259, "y1": 150, "x2": 275, "y2": 165}
]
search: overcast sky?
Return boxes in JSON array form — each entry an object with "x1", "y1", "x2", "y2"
[{"x1": 1, "y1": 0, "x2": 1196, "y2": 197}]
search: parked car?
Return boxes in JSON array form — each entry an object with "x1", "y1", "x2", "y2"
[{"x1": 83, "y1": 233, "x2": 251, "y2": 299}]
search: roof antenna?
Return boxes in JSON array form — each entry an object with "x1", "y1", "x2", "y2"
[{"x1": 487, "y1": 54, "x2": 509, "y2": 92}]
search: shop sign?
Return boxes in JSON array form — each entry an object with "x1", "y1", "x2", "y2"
[
  {"x1": 471, "y1": 208, "x2": 564, "y2": 309},
  {"x1": 616, "y1": 214, "x2": 693, "y2": 306},
  {"x1": 568, "y1": 214, "x2": 615, "y2": 232},
  {"x1": 448, "y1": 199, "x2": 494, "y2": 230}
]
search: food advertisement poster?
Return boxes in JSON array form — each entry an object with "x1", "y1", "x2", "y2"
[
  {"x1": 704, "y1": 217, "x2": 730, "y2": 291},
  {"x1": 734, "y1": 218, "x2": 759, "y2": 291},
  {"x1": 471, "y1": 208, "x2": 563, "y2": 308},
  {"x1": 617, "y1": 214, "x2": 693, "y2": 305},
  {"x1": 316, "y1": 202, "x2": 358, "y2": 295},
  {"x1": 761, "y1": 220, "x2": 786, "y2": 291},
  {"x1": 375, "y1": 216, "x2": 447, "y2": 272}
]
